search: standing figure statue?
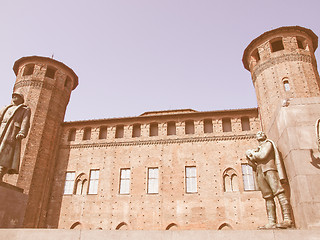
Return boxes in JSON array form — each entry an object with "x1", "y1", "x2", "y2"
[
  {"x1": 246, "y1": 131, "x2": 293, "y2": 229},
  {"x1": 0, "y1": 93, "x2": 31, "y2": 182}
]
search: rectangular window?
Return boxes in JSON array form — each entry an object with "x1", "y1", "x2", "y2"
[
  {"x1": 115, "y1": 125, "x2": 124, "y2": 138},
  {"x1": 149, "y1": 123, "x2": 158, "y2": 136},
  {"x1": 203, "y1": 119, "x2": 213, "y2": 133},
  {"x1": 45, "y1": 66, "x2": 56, "y2": 79},
  {"x1": 99, "y1": 126, "x2": 108, "y2": 139},
  {"x1": 167, "y1": 122, "x2": 176, "y2": 135},
  {"x1": 68, "y1": 129, "x2": 76, "y2": 141},
  {"x1": 132, "y1": 124, "x2": 141, "y2": 138},
  {"x1": 241, "y1": 164, "x2": 256, "y2": 191},
  {"x1": 241, "y1": 117, "x2": 250, "y2": 131},
  {"x1": 64, "y1": 171, "x2": 75, "y2": 195},
  {"x1": 119, "y1": 168, "x2": 131, "y2": 194},
  {"x1": 83, "y1": 127, "x2": 91, "y2": 140},
  {"x1": 222, "y1": 118, "x2": 232, "y2": 132},
  {"x1": 88, "y1": 169, "x2": 100, "y2": 194},
  {"x1": 147, "y1": 168, "x2": 159, "y2": 194},
  {"x1": 271, "y1": 39, "x2": 284, "y2": 52},
  {"x1": 185, "y1": 120, "x2": 195, "y2": 134},
  {"x1": 185, "y1": 166, "x2": 197, "y2": 193}
]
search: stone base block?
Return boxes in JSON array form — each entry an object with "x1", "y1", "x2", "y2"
[
  {"x1": 0, "y1": 229, "x2": 319, "y2": 240},
  {"x1": 0, "y1": 183, "x2": 27, "y2": 228}
]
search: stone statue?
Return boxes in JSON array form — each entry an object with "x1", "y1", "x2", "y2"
[
  {"x1": 245, "y1": 131, "x2": 293, "y2": 229},
  {"x1": 0, "y1": 93, "x2": 31, "y2": 182}
]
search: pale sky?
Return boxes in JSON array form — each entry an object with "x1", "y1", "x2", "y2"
[{"x1": 0, "y1": 0, "x2": 319, "y2": 121}]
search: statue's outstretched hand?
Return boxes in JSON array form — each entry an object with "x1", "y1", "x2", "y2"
[{"x1": 16, "y1": 133, "x2": 25, "y2": 140}]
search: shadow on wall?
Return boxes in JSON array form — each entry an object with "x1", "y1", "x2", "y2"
[{"x1": 310, "y1": 149, "x2": 320, "y2": 169}]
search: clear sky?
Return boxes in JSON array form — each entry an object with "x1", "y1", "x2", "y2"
[{"x1": 0, "y1": 0, "x2": 319, "y2": 121}]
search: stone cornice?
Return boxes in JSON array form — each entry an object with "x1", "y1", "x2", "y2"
[
  {"x1": 252, "y1": 53, "x2": 313, "y2": 82},
  {"x1": 61, "y1": 134, "x2": 256, "y2": 149}
]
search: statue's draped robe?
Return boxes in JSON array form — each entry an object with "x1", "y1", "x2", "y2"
[{"x1": 0, "y1": 104, "x2": 31, "y2": 174}]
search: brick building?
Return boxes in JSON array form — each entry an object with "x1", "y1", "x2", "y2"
[{"x1": 2, "y1": 26, "x2": 320, "y2": 230}]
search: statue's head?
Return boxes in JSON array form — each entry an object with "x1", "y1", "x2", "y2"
[
  {"x1": 256, "y1": 131, "x2": 267, "y2": 141},
  {"x1": 12, "y1": 92, "x2": 24, "y2": 105}
]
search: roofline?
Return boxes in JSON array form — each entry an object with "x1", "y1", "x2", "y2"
[
  {"x1": 62, "y1": 107, "x2": 258, "y2": 126},
  {"x1": 13, "y1": 56, "x2": 79, "y2": 90},
  {"x1": 242, "y1": 26, "x2": 318, "y2": 71}
]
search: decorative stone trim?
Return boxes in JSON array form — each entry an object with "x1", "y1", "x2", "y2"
[
  {"x1": 252, "y1": 53, "x2": 313, "y2": 82},
  {"x1": 14, "y1": 79, "x2": 55, "y2": 91},
  {"x1": 62, "y1": 134, "x2": 256, "y2": 149}
]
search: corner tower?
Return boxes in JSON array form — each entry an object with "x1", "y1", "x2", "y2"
[
  {"x1": 11, "y1": 56, "x2": 78, "y2": 227},
  {"x1": 243, "y1": 26, "x2": 320, "y2": 229}
]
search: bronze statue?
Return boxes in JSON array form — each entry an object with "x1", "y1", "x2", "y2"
[
  {"x1": 246, "y1": 131, "x2": 293, "y2": 229},
  {"x1": 0, "y1": 93, "x2": 31, "y2": 182}
]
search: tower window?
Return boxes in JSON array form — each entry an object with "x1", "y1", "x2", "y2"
[
  {"x1": 83, "y1": 127, "x2": 91, "y2": 140},
  {"x1": 99, "y1": 126, "x2": 108, "y2": 139},
  {"x1": 23, "y1": 64, "x2": 35, "y2": 76},
  {"x1": 241, "y1": 117, "x2": 250, "y2": 131},
  {"x1": 132, "y1": 124, "x2": 141, "y2": 138},
  {"x1": 45, "y1": 66, "x2": 57, "y2": 79},
  {"x1": 283, "y1": 78, "x2": 290, "y2": 92},
  {"x1": 296, "y1": 37, "x2": 306, "y2": 50},
  {"x1": 167, "y1": 122, "x2": 176, "y2": 135},
  {"x1": 222, "y1": 118, "x2": 232, "y2": 132},
  {"x1": 251, "y1": 49, "x2": 260, "y2": 62},
  {"x1": 65, "y1": 76, "x2": 72, "y2": 88},
  {"x1": 115, "y1": 125, "x2": 124, "y2": 138},
  {"x1": 203, "y1": 119, "x2": 213, "y2": 133},
  {"x1": 270, "y1": 38, "x2": 284, "y2": 52},
  {"x1": 149, "y1": 123, "x2": 158, "y2": 137},
  {"x1": 185, "y1": 120, "x2": 195, "y2": 134}
]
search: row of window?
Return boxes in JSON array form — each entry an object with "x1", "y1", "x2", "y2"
[
  {"x1": 68, "y1": 117, "x2": 251, "y2": 141},
  {"x1": 22, "y1": 64, "x2": 73, "y2": 88},
  {"x1": 251, "y1": 36, "x2": 308, "y2": 62},
  {"x1": 64, "y1": 165, "x2": 256, "y2": 195}
]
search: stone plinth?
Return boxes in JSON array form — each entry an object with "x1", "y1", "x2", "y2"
[
  {"x1": 0, "y1": 183, "x2": 27, "y2": 228},
  {"x1": 0, "y1": 229, "x2": 320, "y2": 240},
  {"x1": 266, "y1": 97, "x2": 320, "y2": 229}
]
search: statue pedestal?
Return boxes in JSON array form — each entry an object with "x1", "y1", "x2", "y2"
[{"x1": 0, "y1": 182, "x2": 27, "y2": 228}]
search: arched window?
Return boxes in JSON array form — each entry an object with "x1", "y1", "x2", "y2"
[
  {"x1": 218, "y1": 223, "x2": 233, "y2": 230},
  {"x1": 70, "y1": 222, "x2": 82, "y2": 229},
  {"x1": 166, "y1": 223, "x2": 178, "y2": 230},
  {"x1": 223, "y1": 168, "x2": 238, "y2": 192},
  {"x1": 74, "y1": 173, "x2": 88, "y2": 195},
  {"x1": 116, "y1": 222, "x2": 128, "y2": 230},
  {"x1": 283, "y1": 78, "x2": 290, "y2": 92},
  {"x1": 231, "y1": 174, "x2": 239, "y2": 192}
]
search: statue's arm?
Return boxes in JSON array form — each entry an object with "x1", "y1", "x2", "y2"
[
  {"x1": 19, "y1": 107, "x2": 31, "y2": 137},
  {"x1": 252, "y1": 142, "x2": 272, "y2": 161}
]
